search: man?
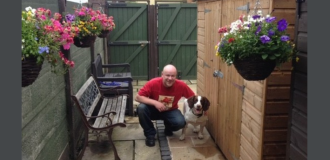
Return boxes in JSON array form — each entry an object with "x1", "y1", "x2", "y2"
[{"x1": 135, "y1": 64, "x2": 195, "y2": 147}]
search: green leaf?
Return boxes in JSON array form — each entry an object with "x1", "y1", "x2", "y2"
[
  {"x1": 262, "y1": 54, "x2": 268, "y2": 59},
  {"x1": 269, "y1": 55, "x2": 276, "y2": 60},
  {"x1": 274, "y1": 53, "x2": 281, "y2": 57}
]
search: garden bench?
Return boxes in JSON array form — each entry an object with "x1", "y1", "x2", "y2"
[
  {"x1": 71, "y1": 76, "x2": 127, "y2": 160},
  {"x1": 92, "y1": 53, "x2": 134, "y2": 116}
]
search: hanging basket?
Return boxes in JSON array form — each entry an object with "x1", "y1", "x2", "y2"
[
  {"x1": 22, "y1": 57, "x2": 43, "y2": 87},
  {"x1": 97, "y1": 30, "x2": 110, "y2": 38},
  {"x1": 233, "y1": 56, "x2": 276, "y2": 81},
  {"x1": 73, "y1": 35, "x2": 97, "y2": 48}
]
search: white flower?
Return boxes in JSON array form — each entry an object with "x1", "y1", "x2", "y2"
[
  {"x1": 22, "y1": 39, "x2": 25, "y2": 43},
  {"x1": 25, "y1": 6, "x2": 32, "y2": 11},
  {"x1": 25, "y1": 6, "x2": 36, "y2": 16},
  {"x1": 257, "y1": 10, "x2": 262, "y2": 15}
]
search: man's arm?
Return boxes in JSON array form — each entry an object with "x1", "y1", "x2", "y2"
[{"x1": 135, "y1": 94, "x2": 168, "y2": 112}]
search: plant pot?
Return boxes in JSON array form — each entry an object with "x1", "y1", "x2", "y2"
[
  {"x1": 233, "y1": 56, "x2": 276, "y2": 81},
  {"x1": 98, "y1": 30, "x2": 110, "y2": 38},
  {"x1": 22, "y1": 57, "x2": 43, "y2": 87},
  {"x1": 73, "y1": 35, "x2": 97, "y2": 48}
]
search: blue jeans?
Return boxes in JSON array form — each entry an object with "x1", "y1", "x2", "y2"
[{"x1": 136, "y1": 103, "x2": 186, "y2": 138}]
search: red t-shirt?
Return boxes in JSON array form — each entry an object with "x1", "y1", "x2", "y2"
[{"x1": 138, "y1": 77, "x2": 195, "y2": 111}]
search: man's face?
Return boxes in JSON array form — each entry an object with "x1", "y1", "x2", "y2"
[{"x1": 162, "y1": 70, "x2": 176, "y2": 88}]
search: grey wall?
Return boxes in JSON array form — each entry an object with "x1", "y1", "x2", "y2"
[{"x1": 21, "y1": 1, "x2": 106, "y2": 159}]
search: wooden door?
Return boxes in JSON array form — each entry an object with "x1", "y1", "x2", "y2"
[
  {"x1": 157, "y1": 3, "x2": 197, "y2": 80},
  {"x1": 107, "y1": 2, "x2": 149, "y2": 80},
  {"x1": 287, "y1": 0, "x2": 308, "y2": 159}
]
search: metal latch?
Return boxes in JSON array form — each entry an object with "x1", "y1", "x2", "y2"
[
  {"x1": 213, "y1": 70, "x2": 223, "y2": 78},
  {"x1": 139, "y1": 41, "x2": 149, "y2": 47}
]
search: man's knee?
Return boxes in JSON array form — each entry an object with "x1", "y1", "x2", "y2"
[
  {"x1": 177, "y1": 119, "x2": 186, "y2": 129},
  {"x1": 137, "y1": 103, "x2": 148, "y2": 115}
]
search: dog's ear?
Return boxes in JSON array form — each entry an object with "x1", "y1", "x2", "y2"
[
  {"x1": 187, "y1": 96, "x2": 195, "y2": 108},
  {"x1": 202, "y1": 97, "x2": 210, "y2": 111}
]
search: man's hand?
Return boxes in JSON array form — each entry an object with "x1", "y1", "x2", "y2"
[{"x1": 154, "y1": 101, "x2": 168, "y2": 112}]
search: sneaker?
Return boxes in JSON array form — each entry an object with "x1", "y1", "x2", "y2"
[
  {"x1": 145, "y1": 136, "x2": 155, "y2": 147},
  {"x1": 164, "y1": 128, "x2": 173, "y2": 136}
]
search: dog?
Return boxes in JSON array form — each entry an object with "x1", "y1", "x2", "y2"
[{"x1": 179, "y1": 95, "x2": 210, "y2": 140}]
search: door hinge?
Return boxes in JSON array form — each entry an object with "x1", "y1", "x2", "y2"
[
  {"x1": 203, "y1": 61, "x2": 211, "y2": 68},
  {"x1": 296, "y1": 0, "x2": 305, "y2": 18},
  {"x1": 231, "y1": 82, "x2": 245, "y2": 93},
  {"x1": 204, "y1": 9, "x2": 211, "y2": 13}
]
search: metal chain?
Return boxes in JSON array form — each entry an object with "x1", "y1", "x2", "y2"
[{"x1": 253, "y1": 0, "x2": 262, "y2": 15}]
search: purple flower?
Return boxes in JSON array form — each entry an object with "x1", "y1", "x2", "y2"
[
  {"x1": 280, "y1": 35, "x2": 290, "y2": 41},
  {"x1": 265, "y1": 17, "x2": 276, "y2": 23},
  {"x1": 260, "y1": 35, "x2": 271, "y2": 44},
  {"x1": 268, "y1": 29, "x2": 275, "y2": 37},
  {"x1": 65, "y1": 14, "x2": 75, "y2": 22},
  {"x1": 252, "y1": 15, "x2": 261, "y2": 20},
  {"x1": 255, "y1": 26, "x2": 262, "y2": 35},
  {"x1": 247, "y1": 24, "x2": 251, "y2": 28},
  {"x1": 38, "y1": 46, "x2": 49, "y2": 54},
  {"x1": 277, "y1": 19, "x2": 288, "y2": 31}
]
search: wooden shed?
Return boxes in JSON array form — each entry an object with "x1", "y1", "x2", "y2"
[{"x1": 195, "y1": 0, "x2": 297, "y2": 159}]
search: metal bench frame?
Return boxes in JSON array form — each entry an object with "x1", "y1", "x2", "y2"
[{"x1": 71, "y1": 76, "x2": 127, "y2": 160}]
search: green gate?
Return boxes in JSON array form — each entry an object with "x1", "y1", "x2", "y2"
[
  {"x1": 107, "y1": 3, "x2": 149, "y2": 79},
  {"x1": 157, "y1": 3, "x2": 197, "y2": 79},
  {"x1": 107, "y1": 2, "x2": 197, "y2": 80}
]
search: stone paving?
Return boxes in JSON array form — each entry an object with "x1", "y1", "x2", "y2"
[{"x1": 81, "y1": 80, "x2": 227, "y2": 160}]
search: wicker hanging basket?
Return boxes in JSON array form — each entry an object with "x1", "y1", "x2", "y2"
[
  {"x1": 97, "y1": 30, "x2": 110, "y2": 38},
  {"x1": 233, "y1": 56, "x2": 276, "y2": 81},
  {"x1": 73, "y1": 35, "x2": 97, "y2": 48},
  {"x1": 22, "y1": 57, "x2": 43, "y2": 87}
]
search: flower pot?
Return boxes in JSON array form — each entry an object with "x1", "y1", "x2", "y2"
[
  {"x1": 22, "y1": 57, "x2": 43, "y2": 87},
  {"x1": 233, "y1": 56, "x2": 276, "y2": 81},
  {"x1": 73, "y1": 35, "x2": 97, "y2": 48},
  {"x1": 98, "y1": 30, "x2": 110, "y2": 38}
]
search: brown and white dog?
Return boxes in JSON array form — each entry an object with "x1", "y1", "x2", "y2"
[{"x1": 179, "y1": 95, "x2": 210, "y2": 140}]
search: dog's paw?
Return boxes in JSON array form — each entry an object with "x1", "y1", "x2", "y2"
[
  {"x1": 193, "y1": 129, "x2": 199, "y2": 133},
  {"x1": 198, "y1": 134, "x2": 204, "y2": 139},
  {"x1": 179, "y1": 135, "x2": 185, "y2": 141}
]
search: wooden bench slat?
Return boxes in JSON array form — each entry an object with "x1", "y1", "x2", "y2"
[
  {"x1": 112, "y1": 96, "x2": 122, "y2": 124},
  {"x1": 117, "y1": 95, "x2": 127, "y2": 124},
  {"x1": 87, "y1": 94, "x2": 101, "y2": 121},
  {"x1": 99, "y1": 97, "x2": 116, "y2": 128},
  {"x1": 93, "y1": 98, "x2": 110, "y2": 128}
]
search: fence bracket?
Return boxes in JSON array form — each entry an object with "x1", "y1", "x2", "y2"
[{"x1": 236, "y1": 2, "x2": 250, "y2": 14}]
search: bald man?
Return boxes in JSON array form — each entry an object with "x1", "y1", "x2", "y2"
[{"x1": 135, "y1": 64, "x2": 195, "y2": 147}]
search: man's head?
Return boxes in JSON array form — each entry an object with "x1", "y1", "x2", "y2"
[{"x1": 161, "y1": 64, "x2": 177, "y2": 87}]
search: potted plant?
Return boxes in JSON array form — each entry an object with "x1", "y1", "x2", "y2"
[
  {"x1": 96, "y1": 12, "x2": 115, "y2": 38},
  {"x1": 215, "y1": 11, "x2": 296, "y2": 81},
  {"x1": 22, "y1": 6, "x2": 75, "y2": 87},
  {"x1": 65, "y1": 6, "x2": 103, "y2": 47}
]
